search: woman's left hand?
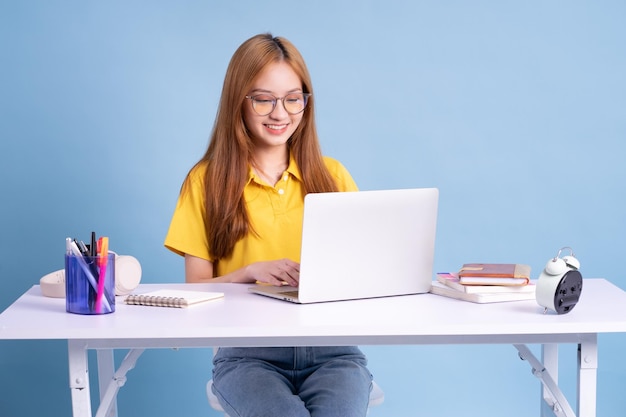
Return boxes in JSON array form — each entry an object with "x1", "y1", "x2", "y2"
[{"x1": 244, "y1": 259, "x2": 300, "y2": 287}]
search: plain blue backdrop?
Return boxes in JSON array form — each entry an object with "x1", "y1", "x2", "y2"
[{"x1": 1, "y1": 1, "x2": 625, "y2": 416}]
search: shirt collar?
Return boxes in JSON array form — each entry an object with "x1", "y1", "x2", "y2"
[
  {"x1": 285, "y1": 153, "x2": 302, "y2": 181},
  {"x1": 246, "y1": 152, "x2": 302, "y2": 185}
]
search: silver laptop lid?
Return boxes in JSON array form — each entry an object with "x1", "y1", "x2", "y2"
[{"x1": 297, "y1": 188, "x2": 438, "y2": 303}]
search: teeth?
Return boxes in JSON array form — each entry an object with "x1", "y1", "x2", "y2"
[{"x1": 267, "y1": 124, "x2": 287, "y2": 130}]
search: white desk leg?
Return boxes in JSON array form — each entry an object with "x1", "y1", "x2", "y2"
[
  {"x1": 97, "y1": 350, "x2": 117, "y2": 417},
  {"x1": 541, "y1": 344, "x2": 559, "y2": 417},
  {"x1": 515, "y1": 344, "x2": 575, "y2": 417},
  {"x1": 68, "y1": 340, "x2": 92, "y2": 417},
  {"x1": 577, "y1": 334, "x2": 598, "y2": 417},
  {"x1": 95, "y1": 348, "x2": 145, "y2": 417}
]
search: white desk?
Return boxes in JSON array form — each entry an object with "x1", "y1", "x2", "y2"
[{"x1": 2, "y1": 279, "x2": 626, "y2": 417}]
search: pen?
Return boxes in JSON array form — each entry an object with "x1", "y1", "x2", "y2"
[
  {"x1": 95, "y1": 236, "x2": 109, "y2": 313},
  {"x1": 75, "y1": 239, "x2": 89, "y2": 257},
  {"x1": 77, "y1": 239, "x2": 99, "y2": 280},
  {"x1": 90, "y1": 231, "x2": 97, "y2": 257}
]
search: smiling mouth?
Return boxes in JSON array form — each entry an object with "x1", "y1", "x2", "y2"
[{"x1": 265, "y1": 124, "x2": 288, "y2": 130}]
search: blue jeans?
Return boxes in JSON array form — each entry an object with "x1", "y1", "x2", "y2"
[{"x1": 212, "y1": 346, "x2": 372, "y2": 417}]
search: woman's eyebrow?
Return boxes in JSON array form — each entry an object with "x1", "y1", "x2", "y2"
[{"x1": 248, "y1": 87, "x2": 303, "y2": 94}]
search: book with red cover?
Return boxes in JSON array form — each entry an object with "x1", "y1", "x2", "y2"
[{"x1": 457, "y1": 263, "x2": 531, "y2": 286}]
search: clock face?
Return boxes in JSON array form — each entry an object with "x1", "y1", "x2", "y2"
[{"x1": 553, "y1": 270, "x2": 583, "y2": 314}]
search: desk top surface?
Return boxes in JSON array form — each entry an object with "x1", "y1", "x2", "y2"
[{"x1": 1, "y1": 279, "x2": 626, "y2": 346}]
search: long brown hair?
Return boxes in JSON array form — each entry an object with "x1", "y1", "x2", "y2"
[{"x1": 184, "y1": 33, "x2": 338, "y2": 262}]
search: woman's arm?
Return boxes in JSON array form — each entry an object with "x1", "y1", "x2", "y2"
[{"x1": 184, "y1": 254, "x2": 300, "y2": 286}]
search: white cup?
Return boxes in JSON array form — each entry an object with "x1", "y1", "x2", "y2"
[{"x1": 40, "y1": 251, "x2": 142, "y2": 297}]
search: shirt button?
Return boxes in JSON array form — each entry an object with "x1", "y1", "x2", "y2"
[
  {"x1": 283, "y1": 175, "x2": 288, "y2": 181},
  {"x1": 278, "y1": 189, "x2": 285, "y2": 195}
]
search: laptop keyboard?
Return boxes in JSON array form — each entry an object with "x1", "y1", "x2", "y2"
[{"x1": 280, "y1": 290, "x2": 299, "y2": 298}]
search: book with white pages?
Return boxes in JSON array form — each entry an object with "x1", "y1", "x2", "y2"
[
  {"x1": 429, "y1": 282, "x2": 536, "y2": 304},
  {"x1": 436, "y1": 273, "x2": 536, "y2": 294}
]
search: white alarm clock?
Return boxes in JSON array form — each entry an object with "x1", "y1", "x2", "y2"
[{"x1": 536, "y1": 247, "x2": 583, "y2": 314}]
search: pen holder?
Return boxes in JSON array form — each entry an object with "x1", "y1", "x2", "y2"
[{"x1": 65, "y1": 253, "x2": 116, "y2": 315}]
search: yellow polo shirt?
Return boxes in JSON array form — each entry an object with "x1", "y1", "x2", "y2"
[{"x1": 164, "y1": 156, "x2": 358, "y2": 277}]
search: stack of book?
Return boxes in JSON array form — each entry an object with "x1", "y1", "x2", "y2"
[{"x1": 430, "y1": 263, "x2": 536, "y2": 304}]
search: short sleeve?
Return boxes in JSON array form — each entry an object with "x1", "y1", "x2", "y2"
[
  {"x1": 164, "y1": 165, "x2": 212, "y2": 260},
  {"x1": 323, "y1": 156, "x2": 359, "y2": 192}
]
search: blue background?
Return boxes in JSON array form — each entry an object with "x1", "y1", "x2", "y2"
[{"x1": 1, "y1": 1, "x2": 625, "y2": 416}]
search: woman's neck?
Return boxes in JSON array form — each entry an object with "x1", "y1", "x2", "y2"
[{"x1": 252, "y1": 148, "x2": 289, "y2": 186}]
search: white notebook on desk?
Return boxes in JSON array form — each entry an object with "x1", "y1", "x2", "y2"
[
  {"x1": 249, "y1": 188, "x2": 439, "y2": 304},
  {"x1": 125, "y1": 289, "x2": 224, "y2": 308}
]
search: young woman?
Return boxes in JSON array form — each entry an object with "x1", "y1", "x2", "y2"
[{"x1": 165, "y1": 33, "x2": 372, "y2": 417}]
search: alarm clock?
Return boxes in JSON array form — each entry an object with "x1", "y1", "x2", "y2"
[{"x1": 536, "y1": 247, "x2": 582, "y2": 314}]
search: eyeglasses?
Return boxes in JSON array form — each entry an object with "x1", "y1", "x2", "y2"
[{"x1": 245, "y1": 93, "x2": 312, "y2": 116}]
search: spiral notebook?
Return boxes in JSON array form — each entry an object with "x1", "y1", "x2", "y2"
[{"x1": 124, "y1": 289, "x2": 224, "y2": 308}]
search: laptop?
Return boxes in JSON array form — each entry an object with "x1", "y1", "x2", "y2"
[{"x1": 248, "y1": 188, "x2": 439, "y2": 303}]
